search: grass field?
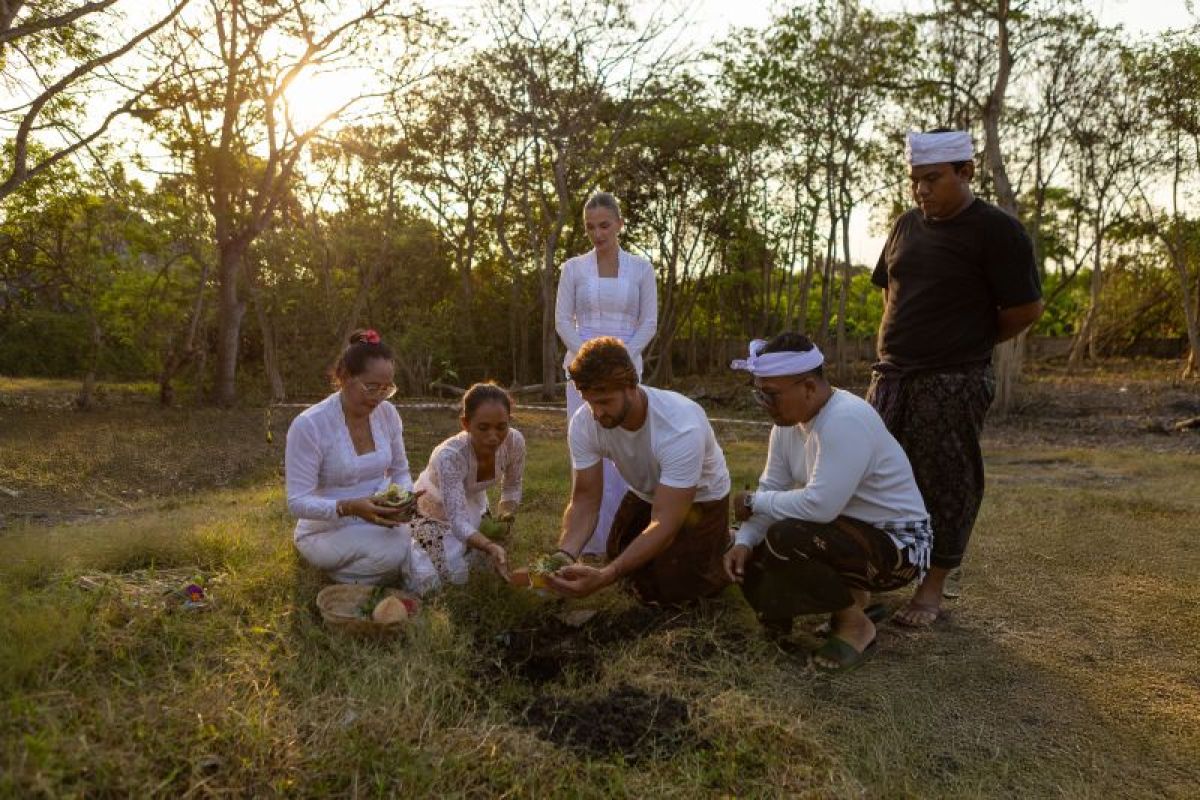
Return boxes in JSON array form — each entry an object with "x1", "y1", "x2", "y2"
[{"x1": 2, "y1": 379, "x2": 1199, "y2": 798}]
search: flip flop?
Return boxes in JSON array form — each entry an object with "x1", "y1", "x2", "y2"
[
  {"x1": 813, "y1": 602, "x2": 889, "y2": 637},
  {"x1": 811, "y1": 635, "x2": 877, "y2": 673},
  {"x1": 891, "y1": 601, "x2": 941, "y2": 628}
]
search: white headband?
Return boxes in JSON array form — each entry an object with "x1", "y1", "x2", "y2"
[
  {"x1": 905, "y1": 131, "x2": 973, "y2": 166},
  {"x1": 730, "y1": 339, "x2": 824, "y2": 378}
]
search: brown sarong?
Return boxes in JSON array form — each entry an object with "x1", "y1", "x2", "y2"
[
  {"x1": 741, "y1": 516, "x2": 918, "y2": 627},
  {"x1": 606, "y1": 491, "x2": 732, "y2": 605}
]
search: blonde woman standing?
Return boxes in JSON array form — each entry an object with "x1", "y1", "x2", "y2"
[{"x1": 554, "y1": 192, "x2": 657, "y2": 557}]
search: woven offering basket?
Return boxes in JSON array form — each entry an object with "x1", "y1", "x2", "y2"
[{"x1": 315, "y1": 585, "x2": 419, "y2": 636}]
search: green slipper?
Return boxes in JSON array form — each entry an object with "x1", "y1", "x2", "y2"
[
  {"x1": 814, "y1": 603, "x2": 888, "y2": 637},
  {"x1": 811, "y1": 635, "x2": 877, "y2": 673}
]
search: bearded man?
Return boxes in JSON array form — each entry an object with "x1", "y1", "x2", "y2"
[{"x1": 544, "y1": 337, "x2": 732, "y2": 604}]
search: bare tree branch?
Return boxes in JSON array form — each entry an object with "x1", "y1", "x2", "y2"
[{"x1": 1, "y1": 0, "x2": 192, "y2": 201}]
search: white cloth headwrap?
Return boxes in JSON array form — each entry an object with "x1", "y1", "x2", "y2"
[
  {"x1": 905, "y1": 131, "x2": 974, "y2": 166},
  {"x1": 730, "y1": 339, "x2": 824, "y2": 377}
]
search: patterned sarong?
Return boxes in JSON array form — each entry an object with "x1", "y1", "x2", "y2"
[{"x1": 866, "y1": 364, "x2": 995, "y2": 569}]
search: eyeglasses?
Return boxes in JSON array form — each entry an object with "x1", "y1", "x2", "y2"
[
  {"x1": 356, "y1": 379, "x2": 398, "y2": 399},
  {"x1": 750, "y1": 379, "x2": 805, "y2": 408}
]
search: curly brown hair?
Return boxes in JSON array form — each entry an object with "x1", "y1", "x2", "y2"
[{"x1": 568, "y1": 337, "x2": 638, "y2": 392}]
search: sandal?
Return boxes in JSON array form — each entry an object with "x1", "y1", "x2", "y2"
[
  {"x1": 811, "y1": 635, "x2": 877, "y2": 673},
  {"x1": 891, "y1": 601, "x2": 941, "y2": 628},
  {"x1": 813, "y1": 602, "x2": 889, "y2": 637}
]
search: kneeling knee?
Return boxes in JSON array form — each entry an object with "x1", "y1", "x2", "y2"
[{"x1": 763, "y1": 520, "x2": 822, "y2": 562}]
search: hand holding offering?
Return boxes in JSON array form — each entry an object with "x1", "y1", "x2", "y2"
[
  {"x1": 370, "y1": 483, "x2": 424, "y2": 523},
  {"x1": 526, "y1": 549, "x2": 575, "y2": 588}
]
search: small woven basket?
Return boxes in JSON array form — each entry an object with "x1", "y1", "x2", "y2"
[{"x1": 315, "y1": 585, "x2": 419, "y2": 636}]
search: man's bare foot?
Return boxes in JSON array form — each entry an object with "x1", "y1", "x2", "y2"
[
  {"x1": 893, "y1": 566, "x2": 949, "y2": 628},
  {"x1": 942, "y1": 566, "x2": 963, "y2": 599}
]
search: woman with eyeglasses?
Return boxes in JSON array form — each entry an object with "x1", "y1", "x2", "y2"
[
  {"x1": 410, "y1": 382, "x2": 524, "y2": 584},
  {"x1": 285, "y1": 329, "x2": 438, "y2": 590}
]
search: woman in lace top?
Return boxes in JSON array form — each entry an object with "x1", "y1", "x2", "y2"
[
  {"x1": 412, "y1": 383, "x2": 525, "y2": 584},
  {"x1": 285, "y1": 330, "x2": 438, "y2": 591},
  {"x1": 554, "y1": 192, "x2": 657, "y2": 557}
]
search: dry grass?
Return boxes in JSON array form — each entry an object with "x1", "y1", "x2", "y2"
[{"x1": 2, "y1": 380, "x2": 1199, "y2": 797}]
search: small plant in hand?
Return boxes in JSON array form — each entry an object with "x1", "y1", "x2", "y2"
[{"x1": 527, "y1": 552, "x2": 572, "y2": 588}]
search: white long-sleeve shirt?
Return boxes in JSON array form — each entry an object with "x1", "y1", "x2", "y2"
[
  {"x1": 735, "y1": 389, "x2": 929, "y2": 549},
  {"x1": 414, "y1": 429, "x2": 526, "y2": 542},
  {"x1": 285, "y1": 393, "x2": 415, "y2": 539},
  {"x1": 555, "y1": 247, "x2": 657, "y2": 375}
]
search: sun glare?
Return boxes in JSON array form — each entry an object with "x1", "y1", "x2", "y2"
[{"x1": 280, "y1": 66, "x2": 378, "y2": 132}]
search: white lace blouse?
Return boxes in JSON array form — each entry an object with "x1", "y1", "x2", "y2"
[
  {"x1": 554, "y1": 247, "x2": 657, "y2": 375},
  {"x1": 285, "y1": 393, "x2": 415, "y2": 539},
  {"x1": 414, "y1": 429, "x2": 526, "y2": 542}
]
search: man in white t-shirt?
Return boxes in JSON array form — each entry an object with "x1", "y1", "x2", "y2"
[
  {"x1": 724, "y1": 333, "x2": 932, "y2": 672},
  {"x1": 544, "y1": 336, "x2": 732, "y2": 604}
]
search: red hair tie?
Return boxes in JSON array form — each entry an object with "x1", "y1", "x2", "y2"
[{"x1": 360, "y1": 329, "x2": 381, "y2": 345}]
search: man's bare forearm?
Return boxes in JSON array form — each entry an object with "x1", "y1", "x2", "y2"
[
  {"x1": 605, "y1": 518, "x2": 677, "y2": 579},
  {"x1": 558, "y1": 499, "x2": 599, "y2": 557},
  {"x1": 996, "y1": 299, "x2": 1044, "y2": 343}
]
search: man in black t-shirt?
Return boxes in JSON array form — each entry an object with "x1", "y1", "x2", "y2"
[{"x1": 868, "y1": 130, "x2": 1043, "y2": 628}]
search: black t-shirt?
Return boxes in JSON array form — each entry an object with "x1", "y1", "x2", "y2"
[{"x1": 871, "y1": 198, "x2": 1041, "y2": 373}]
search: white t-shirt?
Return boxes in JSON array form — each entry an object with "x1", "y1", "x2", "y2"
[
  {"x1": 734, "y1": 389, "x2": 929, "y2": 548},
  {"x1": 569, "y1": 386, "x2": 730, "y2": 503}
]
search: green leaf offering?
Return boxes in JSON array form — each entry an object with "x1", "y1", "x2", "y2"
[{"x1": 372, "y1": 482, "x2": 414, "y2": 508}]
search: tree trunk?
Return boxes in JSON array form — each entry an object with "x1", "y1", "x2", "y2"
[
  {"x1": 1167, "y1": 236, "x2": 1200, "y2": 381},
  {"x1": 982, "y1": 0, "x2": 1023, "y2": 414},
  {"x1": 1068, "y1": 234, "x2": 1103, "y2": 372},
  {"x1": 686, "y1": 320, "x2": 697, "y2": 374},
  {"x1": 835, "y1": 208, "x2": 852, "y2": 379},
  {"x1": 797, "y1": 219, "x2": 817, "y2": 334},
  {"x1": 540, "y1": 260, "x2": 559, "y2": 400},
  {"x1": 159, "y1": 253, "x2": 210, "y2": 407},
  {"x1": 992, "y1": 332, "x2": 1025, "y2": 412},
  {"x1": 76, "y1": 315, "x2": 102, "y2": 411},
  {"x1": 251, "y1": 289, "x2": 285, "y2": 403},
  {"x1": 656, "y1": 330, "x2": 675, "y2": 384},
  {"x1": 193, "y1": 331, "x2": 208, "y2": 404},
  {"x1": 214, "y1": 242, "x2": 247, "y2": 407}
]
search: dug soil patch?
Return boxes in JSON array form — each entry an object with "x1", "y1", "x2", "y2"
[
  {"x1": 483, "y1": 606, "x2": 693, "y2": 685},
  {"x1": 521, "y1": 683, "x2": 695, "y2": 761}
]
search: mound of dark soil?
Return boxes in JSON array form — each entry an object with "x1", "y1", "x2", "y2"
[
  {"x1": 522, "y1": 683, "x2": 693, "y2": 760},
  {"x1": 492, "y1": 623, "x2": 598, "y2": 683}
]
